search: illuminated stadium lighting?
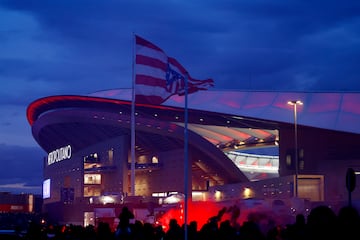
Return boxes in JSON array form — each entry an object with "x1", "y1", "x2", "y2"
[
  {"x1": 288, "y1": 100, "x2": 303, "y2": 198},
  {"x1": 101, "y1": 196, "x2": 115, "y2": 204},
  {"x1": 226, "y1": 151, "x2": 279, "y2": 174},
  {"x1": 192, "y1": 191, "x2": 203, "y2": 196},
  {"x1": 163, "y1": 194, "x2": 184, "y2": 204},
  {"x1": 215, "y1": 190, "x2": 222, "y2": 200},
  {"x1": 243, "y1": 188, "x2": 252, "y2": 198}
]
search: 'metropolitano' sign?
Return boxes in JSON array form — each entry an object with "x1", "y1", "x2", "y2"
[{"x1": 48, "y1": 145, "x2": 71, "y2": 165}]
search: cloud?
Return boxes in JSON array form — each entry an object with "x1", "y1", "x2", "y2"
[
  {"x1": 0, "y1": 183, "x2": 42, "y2": 195},
  {"x1": 1, "y1": 0, "x2": 360, "y2": 92},
  {"x1": 0, "y1": 144, "x2": 45, "y2": 194}
]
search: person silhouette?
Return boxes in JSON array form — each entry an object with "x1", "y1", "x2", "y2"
[{"x1": 115, "y1": 206, "x2": 134, "y2": 240}]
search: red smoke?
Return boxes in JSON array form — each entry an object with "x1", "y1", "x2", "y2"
[{"x1": 156, "y1": 200, "x2": 247, "y2": 230}]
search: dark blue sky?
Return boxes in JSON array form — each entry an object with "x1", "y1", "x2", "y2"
[{"x1": 0, "y1": 0, "x2": 360, "y2": 194}]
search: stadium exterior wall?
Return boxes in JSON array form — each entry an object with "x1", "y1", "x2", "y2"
[{"x1": 27, "y1": 92, "x2": 360, "y2": 225}]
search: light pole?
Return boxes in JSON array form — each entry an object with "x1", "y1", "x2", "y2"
[{"x1": 287, "y1": 100, "x2": 303, "y2": 198}]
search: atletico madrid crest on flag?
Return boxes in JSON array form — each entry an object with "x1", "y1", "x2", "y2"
[
  {"x1": 165, "y1": 62, "x2": 185, "y2": 94},
  {"x1": 134, "y1": 35, "x2": 214, "y2": 105}
]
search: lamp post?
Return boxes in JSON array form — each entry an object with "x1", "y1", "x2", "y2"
[{"x1": 287, "y1": 100, "x2": 303, "y2": 198}]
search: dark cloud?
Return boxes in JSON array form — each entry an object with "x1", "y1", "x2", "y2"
[{"x1": 2, "y1": 0, "x2": 359, "y2": 91}]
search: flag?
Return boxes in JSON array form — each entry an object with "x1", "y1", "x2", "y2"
[{"x1": 135, "y1": 35, "x2": 214, "y2": 105}]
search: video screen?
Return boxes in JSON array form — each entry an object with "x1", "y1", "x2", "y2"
[{"x1": 43, "y1": 179, "x2": 51, "y2": 199}]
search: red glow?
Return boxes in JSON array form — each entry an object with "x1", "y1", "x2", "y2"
[
  {"x1": 157, "y1": 201, "x2": 249, "y2": 230},
  {"x1": 155, "y1": 199, "x2": 296, "y2": 232},
  {"x1": 26, "y1": 95, "x2": 180, "y2": 125},
  {"x1": 307, "y1": 93, "x2": 341, "y2": 113},
  {"x1": 251, "y1": 129, "x2": 272, "y2": 138}
]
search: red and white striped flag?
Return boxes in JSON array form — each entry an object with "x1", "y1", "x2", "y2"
[{"x1": 135, "y1": 35, "x2": 214, "y2": 105}]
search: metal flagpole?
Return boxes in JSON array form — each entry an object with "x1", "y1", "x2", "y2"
[
  {"x1": 130, "y1": 33, "x2": 136, "y2": 196},
  {"x1": 183, "y1": 73, "x2": 189, "y2": 240}
]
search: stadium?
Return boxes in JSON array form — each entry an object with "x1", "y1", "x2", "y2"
[{"x1": 26, "y1": 88, "x2": 360, "y2": 226}]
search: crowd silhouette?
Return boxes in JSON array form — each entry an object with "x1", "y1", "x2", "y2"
[{"x1": 1, "y1": 204, "x2": 360, "y2": 239}]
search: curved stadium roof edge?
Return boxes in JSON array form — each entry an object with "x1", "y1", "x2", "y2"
[{"x1": 27, "y1": 89, "x2": 360, "y2": 135}]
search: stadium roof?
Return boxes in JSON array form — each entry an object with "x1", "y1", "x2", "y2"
[
  {"x1": 90, "y1": 89, "x2": 360, "y2": 134},
  {"x1": 27, "y1": 89, "x2": 360, "y2": 156}
]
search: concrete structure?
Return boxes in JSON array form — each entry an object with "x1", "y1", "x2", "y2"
[{"x1": 26, "y1": 89, "x2": 360, "y2": 225}]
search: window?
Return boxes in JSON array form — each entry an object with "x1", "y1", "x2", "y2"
[
  {"x1": 84, "y1": 153, "x2": 100, "y2": 163},
  {"x1": 152, "y1": 156, "x2": 159, "y2": 163},
  {"x1": 84, "y1": 186, "x2": 101, "y2": 197},
  {"x1": 84, "y1": 174, "x2": 101, "y2": 184}
]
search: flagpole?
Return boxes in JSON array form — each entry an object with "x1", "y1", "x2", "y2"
[
  {"x1": 184, "y1": 73, "x2": 189, "y2": 240},
  {"x1": 130, "y1": 33, "x2": 136, "y2": 196}
]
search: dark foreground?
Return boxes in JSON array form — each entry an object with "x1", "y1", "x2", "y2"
[{"x1": 1, "y1": 204, "x2": 360, "y2": 240}]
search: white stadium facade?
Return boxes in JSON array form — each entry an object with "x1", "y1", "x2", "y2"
[{"x1": 27, "y1": 89, "x2": 360, "y2": 225}]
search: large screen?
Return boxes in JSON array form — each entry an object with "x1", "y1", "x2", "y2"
[{"x1": 43, "y1": 179, "x2": 51, "y2": 199}]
